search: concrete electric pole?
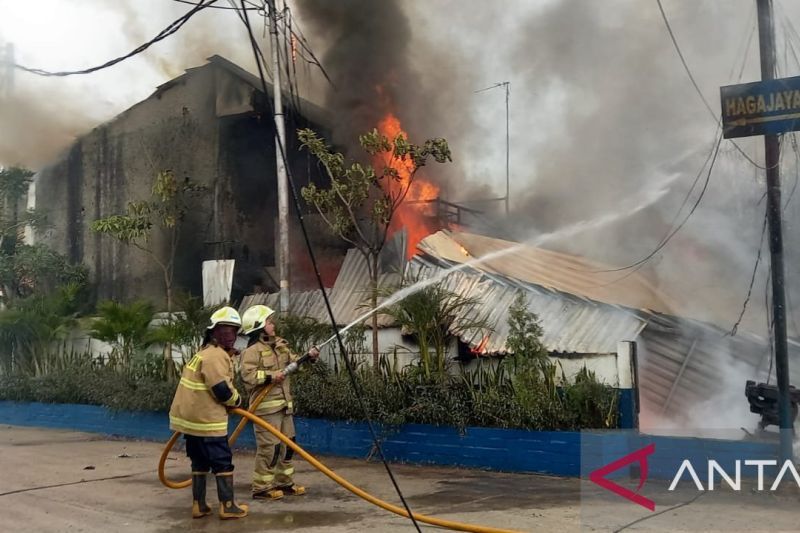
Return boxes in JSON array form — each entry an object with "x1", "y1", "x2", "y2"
[{"x1": 267, "y1": 0, "x2": 290, "y2": 312}]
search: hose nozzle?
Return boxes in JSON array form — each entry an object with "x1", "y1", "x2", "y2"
[{"x1": 281, "y1": 352, "x2": 311, "y2": 376}]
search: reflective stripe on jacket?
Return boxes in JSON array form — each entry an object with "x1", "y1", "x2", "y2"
[
  {"x1": 169, "y1": 344, "x2": 239, "y2": 437},
  {"x1": 240, "y1": 336, "x2": 298, "y2": 415}
]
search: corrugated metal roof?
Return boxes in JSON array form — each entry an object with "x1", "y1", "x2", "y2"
[
  {"x1": 636, "y1": 313, "x2": 800, "y2": 417},
  {"x1": 240, "y1": 246, "x2": 644, "y2": 354},
  {"x1": 239, "y1": 230, "x2": 800, "y2": 420},
  {"x1": 418, "y1": 230, "x2": 681, "y2": 316},
  {"x1": 408, "y1": 259, "x2": 647, "y2": 355},
  {"x1": 240, "y1": 249, "x2": 400, "y2": 327}
]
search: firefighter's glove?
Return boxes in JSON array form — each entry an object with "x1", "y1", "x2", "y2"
[{"x1": 307, "y1": 346, "x2": 320, "y2": 361}]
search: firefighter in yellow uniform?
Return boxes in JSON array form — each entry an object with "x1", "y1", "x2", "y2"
[
  {"x1": 169, "y1": 306, "x2": 249, "y2": 520},
  {"x1": 240, "y1": 305, "x2": 319, "y2": 500}
]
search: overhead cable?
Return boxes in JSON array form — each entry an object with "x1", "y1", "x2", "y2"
[{"x1": 10, "y1": 1, "x2": 217, "y2": 77}]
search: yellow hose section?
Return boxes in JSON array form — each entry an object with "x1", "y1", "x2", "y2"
[
  {"x1": 158, "y1": 383, "x2": 276, "y2": 490},
  {"x1": 157, "y1": 383, "x2": 523, "y2": 533},
  {"x1": 232, "y1": 408, "x2": 523, "y2": 533}
]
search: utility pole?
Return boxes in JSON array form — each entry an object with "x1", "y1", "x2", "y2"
[
  {"x1": 267, "y1": 0, "x2": 290, "y2": 312},
  {"x1": 756, "y1": 0, "x2": 792, "y2": 463},
  {"x1": 504, "y1": 82, "x2": 510, "y2": 216},
  {"x1": 475, "y1": 81, "x2": 510, "y2": 215}
]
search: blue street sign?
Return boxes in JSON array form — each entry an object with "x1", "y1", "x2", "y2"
[{"x1": 720, "y1": 75, "x2": 800, "y2": 138}]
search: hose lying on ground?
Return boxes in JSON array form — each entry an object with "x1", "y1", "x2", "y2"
[
  {"x1": 158, "y1": 403, "x2": 523, "y2": 532},
  {"x1": 158, "y1": 355, "x2": 523, "y2": 533},
  {"x1": 233, "y1": 408, "x2": 523, "y2": 533}
]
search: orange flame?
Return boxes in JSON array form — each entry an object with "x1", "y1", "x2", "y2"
[
  {"x1": 471, "y1": 335, "x2": 490, "y2": 355},
  {"x1": 376, "y1": 112, "x2": 440, "y2": 258}
]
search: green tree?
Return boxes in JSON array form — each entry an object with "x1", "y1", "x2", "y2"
[
  {"x1": 91, "y1": 170, "x2": 206, "y2": 312},
  {"x1": 0, "y1": 167, "x2": 43, "y2": 252},
  {"x1": 506, "y1": 292, "x2": 549, "y2": 369},
  {"x1": 0, "y1": 243, "x2": 88, "y2": 301},
  {"x1": 384, "y1": 280, "x2": 491, "y2": 379},
  {"x1": 299, "y1": 128, "x2": 451, "y2": 369},
  {"x1": 0, "y1": 167, "x2": 68, "y2": 303}
]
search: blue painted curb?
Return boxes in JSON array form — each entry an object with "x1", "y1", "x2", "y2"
[{"x1": 0, "y1": 402, "x2": 778, "y2": 479}]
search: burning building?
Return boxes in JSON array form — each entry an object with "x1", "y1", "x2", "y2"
[
  {"x1": 242, "y1": 228, "x2": 800, "y2": 430},
  {"x1": 32, "y1": 55, "x2": 347, "y2": 306}
]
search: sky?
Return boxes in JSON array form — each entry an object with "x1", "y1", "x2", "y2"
[
  {"x1": 0, "y1": 1, "x2": 784, "y2": 189},
  {"x1": 2, "y1": 0, "x2": 800, "y2": 340}
]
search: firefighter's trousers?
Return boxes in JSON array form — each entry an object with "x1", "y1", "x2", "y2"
[{"x1": 251, "y1": 408, "x2": 296, "y2": 493}]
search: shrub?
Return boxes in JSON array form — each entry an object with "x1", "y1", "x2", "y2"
[
  {"x1": 0, "y1": 366, "x2": 175, "y2": 412},
  {"x1": 292, "y1": 355, "x2": 619, "y2": 431}
]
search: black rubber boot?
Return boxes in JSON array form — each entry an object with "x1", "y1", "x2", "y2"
[
  {"x1": 215, "y1": 474, "x2": 249, "y2": 520},
  {"x1": 191, "y1": 473, "x2": 212, "y2": 518}
]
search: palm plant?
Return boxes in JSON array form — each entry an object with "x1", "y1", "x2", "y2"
[
  {"x1": 147, "y1": 293, "x2": 213, "y2": 363},
  {"x1": 383, "y1": 279, "x2": 492, "y2": 379},
  {"x1": 89, "y1": 300, "x2": 154, "y2": 368},
  {"x1": 0, "y1": 284, "x2": 83, "y2": 376}
]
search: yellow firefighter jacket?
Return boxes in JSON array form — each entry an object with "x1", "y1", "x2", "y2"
[
  {"x1": 169, "y1": 343, "x2": 240, "y2": 437},
  {"x1": 240, "y1": 336, "x2": 298, "y2": 415}
]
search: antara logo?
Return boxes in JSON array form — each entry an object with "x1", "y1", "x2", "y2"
[
  {"x1": 590, "y1": 442, "x2": 800, "y2": 511},
  {"x1": 668, "y1": 459, "x2": 800, "y2": 491},
  {"x1": 589, "y1": 443, "x2": 656, "y2": 511}
]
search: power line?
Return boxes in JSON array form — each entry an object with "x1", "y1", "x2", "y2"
[
  {"x1": 728, "y1": 7, "x2": 757, "y2": 82},
  {"x1": 278, "y1": 8, "x2": 303, "y2": 116},
  {"x1": 9, "y1": 1, "x2": 217, "y2": 77},
  {"x1": 587, "y1": 6, "x2": 756, "y2": 281},
  {"x1": 283, "y1": 4, "x2": 335, "y2": 88},
  {"x1": 584, "y1": 131, "x2": 719, "y2": 285},
  {"x1": 590, "y1": 130, "x2": 723, "y2": 274},
  {"x1": 728, "y1": 206, "x2": 768, "y2": 336},
  {"x1": 226, "y1": 0, "x2": 273, "y2": 81},
  {"x1": 655, "y1": 0, "x2": 776, "y2": 171},
  {"x1": 173, "y1": 0, "x2": 260, "y2": 10},
  {"x1": 234, "y1": 3, "x2": 422, "y2": 531}
]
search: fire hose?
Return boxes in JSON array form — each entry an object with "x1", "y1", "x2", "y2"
[
  {"x1": 158, "y1": 354, "x2": 310, "y2": 490},
  {"x1": 157, "y1": 356, "x2": 522, "y2": 533}
]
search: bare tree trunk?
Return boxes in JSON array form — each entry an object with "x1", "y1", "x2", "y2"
[
  {"x1": 370, "y1": 253, "x2": 380, "y2": 374},
  {"x1": 161, "y1": 263, "x2": 175, "y2": 379}
]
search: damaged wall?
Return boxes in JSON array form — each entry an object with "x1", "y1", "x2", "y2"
[{"x1": 35, "y1": 57, "x2": 338, "y2": 307}]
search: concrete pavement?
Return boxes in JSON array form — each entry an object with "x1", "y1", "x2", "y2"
[{"x1": 1, "y1": 425, "x2": 799, "y2": 532}]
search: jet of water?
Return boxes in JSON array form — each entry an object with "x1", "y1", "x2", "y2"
[{"x1": 317, "y1": 206, "x2": 647, "y2": 349}]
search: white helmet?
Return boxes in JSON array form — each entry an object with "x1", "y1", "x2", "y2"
[
  {"x1": 241, "y1": 304, "x2": 276, "y2": 335},
  {"x1": 207, "y1": 306, "x2": 242, "y2": 332}
]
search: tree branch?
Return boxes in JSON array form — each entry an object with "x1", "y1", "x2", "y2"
[
  {"x1": 333, "y1": 185, "x2": 370, "y2": 246},
  {"x1": 313, "y1": 203, "x2": 360, "y2": 249}
]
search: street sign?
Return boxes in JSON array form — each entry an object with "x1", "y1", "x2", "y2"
[{"x1": 720, "y1": 75, "x2": 800, "y2": 138}]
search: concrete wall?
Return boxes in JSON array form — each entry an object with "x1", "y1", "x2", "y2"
[
  {"x1": 35, "y1": 61, "x2": 338, "y2": 308},
  {"x1": 0, "y1": 401, "x2": 775, "y2": 479},
  {"x1": 37, "y1": 66, "x2": 220, "y2": 304},
  {"x1": 321, "y1": 329, "x2": 634, "y2": 388}
]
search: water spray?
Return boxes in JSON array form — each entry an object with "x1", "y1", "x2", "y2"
[{"x1": 315, "y1": 204, "x2": 652, "y2": 352}]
